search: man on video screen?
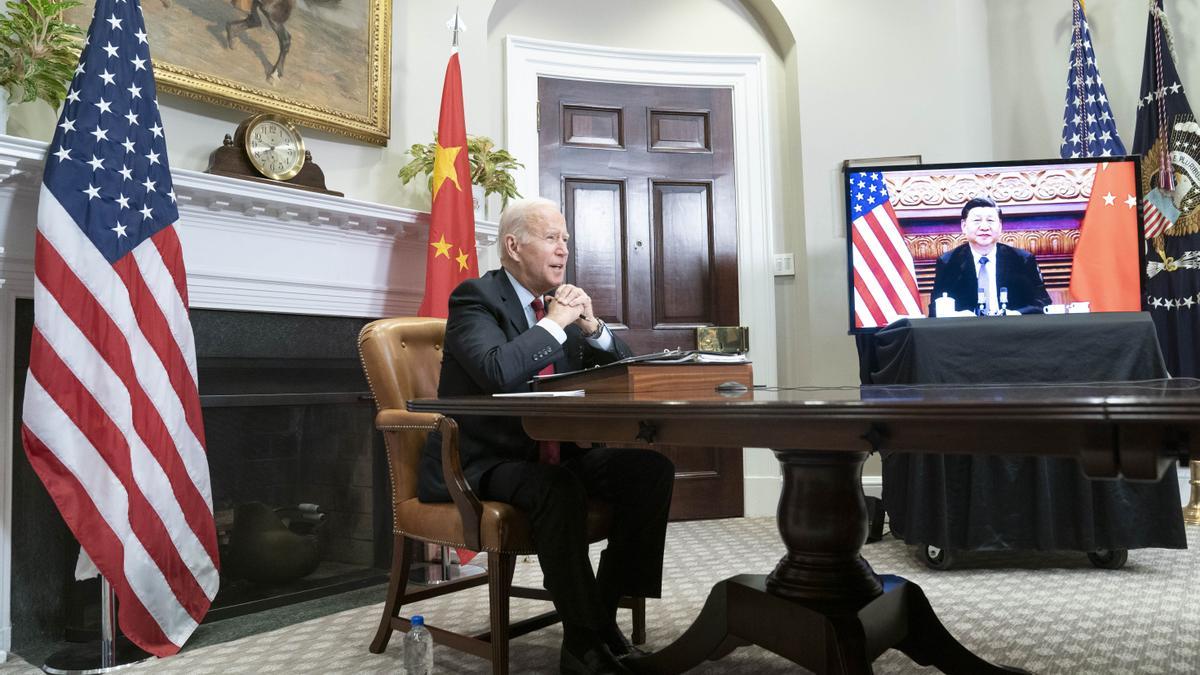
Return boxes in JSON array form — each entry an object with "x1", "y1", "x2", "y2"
[{"x1": 930, "y1": 197, "x2": 1052, "y2": 315}]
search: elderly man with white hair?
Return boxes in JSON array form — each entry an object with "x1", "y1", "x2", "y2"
[{"x1": 418, "y1": 197, "x2": 675, "y2": 675}]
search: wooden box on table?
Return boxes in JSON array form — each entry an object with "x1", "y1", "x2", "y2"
[{"x1": 534, "y1": 361, "x2": 753, "y2": 399}]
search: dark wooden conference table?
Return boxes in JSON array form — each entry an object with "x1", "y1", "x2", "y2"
[{"x1": 410, "y1": 379, "x2": 1199, "y2": 674}]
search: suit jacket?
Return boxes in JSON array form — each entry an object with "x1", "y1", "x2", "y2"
[
  {"x1": 418, "y1": 269, "x2": 634, "y2": 502},
  {"x1": 929, "y1": 242, "x2": 1051, "y2": 315}
]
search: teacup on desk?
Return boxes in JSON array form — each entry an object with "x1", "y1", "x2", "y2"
[{"x1": 1043, "y1": 304, "x2": 1067, "y2": 314}]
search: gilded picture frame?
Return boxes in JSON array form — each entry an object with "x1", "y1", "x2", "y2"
[{"x1": 69, "y1": 0, "x2": 391, "y2": 145}]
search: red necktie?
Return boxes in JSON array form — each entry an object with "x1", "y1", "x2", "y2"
[{"x1": 530, "y1": 297, "x2": 560, "y2": 464}]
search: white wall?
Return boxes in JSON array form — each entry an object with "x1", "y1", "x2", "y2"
[{"x1": 988, "y1": 0, "x2": 1200, "y2": 161}]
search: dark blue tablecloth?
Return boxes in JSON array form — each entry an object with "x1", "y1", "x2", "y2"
[{"x1": 861, "y1": 312, "x2": 1187, "y2": 551}]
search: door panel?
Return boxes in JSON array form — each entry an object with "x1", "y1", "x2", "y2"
[
  {"x1": 652, "y1": 181, "x2": 713, "y2": 327},
  {"x1": 648, "y1": 110, "x2": 710, "y2": 152},
  {"x1": 540, "y1": 77, "x2": 742, "y2": 520},
  {"x1": 563, "y1": 105, "x2": 624, "y2": 148},
  {"x1": 564, "y1": 179, "x2": 628, "y2": 326}
]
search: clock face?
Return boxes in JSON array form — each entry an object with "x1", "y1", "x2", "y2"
[{"x1": 245, "y1": 116, "x2": 305, "y2": 181}]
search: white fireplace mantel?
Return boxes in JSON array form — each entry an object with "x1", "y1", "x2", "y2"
[{"x1": 0, "y1": 133, "x2": 497, "y2": 657}]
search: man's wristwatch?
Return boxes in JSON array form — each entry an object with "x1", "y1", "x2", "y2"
[{"x1": 582, "y1": 318, "x2": 606, "y2": 339}]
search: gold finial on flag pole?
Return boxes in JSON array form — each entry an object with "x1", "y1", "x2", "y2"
[{"x1": 446, "y1": 6, "x2": 466, "y2": 51}]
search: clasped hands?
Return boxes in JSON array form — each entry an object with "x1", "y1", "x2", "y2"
[{"x1": 544, "y1": 284, "x2": 601, "y2": 335}]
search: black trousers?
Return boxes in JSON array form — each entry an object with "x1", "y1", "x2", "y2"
[{"x1": 478, "y1": 447, "x2": 675, "y2": 630}]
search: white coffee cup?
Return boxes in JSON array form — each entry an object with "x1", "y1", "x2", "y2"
[
  {"x1": 1042, "y1": 304, "x2": 1067, "y2": 314},
  {"x1": 1067, "y1": 301, "x2": 1091, "y2": 314}
]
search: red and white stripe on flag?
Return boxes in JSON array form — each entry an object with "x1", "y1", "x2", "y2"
[
  {"x1": 1142, "y1": 197, "x2": 1170, "y2": 239},
  {"x1": 851, "y1": 201, "x2": 922, "y2": 329},
  {"x1": 21, "y1": 0, "x2": 218, "y2": 657}
]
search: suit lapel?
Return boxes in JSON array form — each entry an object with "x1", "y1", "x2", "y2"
[
  {"x1": 492, "y1": 270, "x2": 532, "y2": 336},
  {"x1": 957, "y1": 246, "x2": 976, "y2": 298},
  {"x1": 994, "y1": 244, "x2": 1010, "y2": 293}
]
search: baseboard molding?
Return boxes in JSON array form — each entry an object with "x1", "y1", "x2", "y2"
[
  {"x1": 743, "y1": 476, "x2": 780, "y2": 517},
  {"x1": 1180, "y1": 465, "x2": 1191, "y2": 507},
  {"x1": 862, "y1": 475, "x2": 883, "y2": 500},
  {"x1": 743, "y1": 475, "x2": 884, "y2": 517}
]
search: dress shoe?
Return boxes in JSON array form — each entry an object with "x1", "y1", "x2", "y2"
[
  {"x1": 560, "y1": 638, "x2": 633, "y2": 675},
  {"x1": 601, "y1": 623, "x2": 647, "y2": 658}
]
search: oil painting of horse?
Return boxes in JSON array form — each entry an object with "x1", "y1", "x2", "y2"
[{"x1": 66, "y1": 0, "x2": 390, "y2": 144}]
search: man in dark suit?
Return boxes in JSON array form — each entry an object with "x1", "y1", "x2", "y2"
[
  {"x1": 930, "y1": 197, "x2": 1052, "y2": 315},
  {"x1": 419, "y1": 197, "x2": 674, "y2": 674}
]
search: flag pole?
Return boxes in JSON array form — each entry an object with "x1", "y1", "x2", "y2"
[{"x1": 100, "y1": 577, "x2": 116, "y2": 669}]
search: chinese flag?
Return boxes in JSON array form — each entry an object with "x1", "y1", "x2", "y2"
[
  {"x1": 418, "y1": 52, "x2": 478, "y2": 318},
  {"x1": 1067, "y1": 162, "x2": 1141, "y2": 311}
]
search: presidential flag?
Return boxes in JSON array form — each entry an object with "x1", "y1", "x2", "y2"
[
  {"x1": 1134, "y1": 0, "x2": 1200, "y2": 377},
  {"x1": 1059, "y1": 0, "x2": 1126, "y2": 159},
  {"x1": 849, "y1": 171, "x2": 921, "y2": 329},
  {"x1": 417, "y1": 52, "x2": 479, "y2": 318},
  {"x1": 21, "y1": 0, "x2": 218, "y2": 657}
]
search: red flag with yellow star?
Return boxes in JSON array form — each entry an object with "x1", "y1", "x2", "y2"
[
  {"x1": 1067, "y1": 162, "x2": 1141, "y2": 311},
  {"x1": 418, "y1": 52, "x2": 478, "y2": 317}
]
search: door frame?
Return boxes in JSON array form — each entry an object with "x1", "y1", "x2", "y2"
[
  {"x1": 505, "y1": 35, "x2": 780, "y2": 517},
  {"x1": 504, "y1": 35, "x2": 778, "y2": 389}
]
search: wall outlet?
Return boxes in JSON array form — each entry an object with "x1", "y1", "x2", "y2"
[{"x1": 773, "y1": 253, "x2": 795, "y2": 277}]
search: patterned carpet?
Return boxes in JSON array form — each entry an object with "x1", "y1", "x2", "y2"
[{"x1": 3, "y1": 518, "x2": 1197, "y2": 674}]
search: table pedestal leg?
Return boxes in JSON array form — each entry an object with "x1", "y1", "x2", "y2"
[{"x1": 626, "y1": 450, "x2": 1031, "y2": 675}]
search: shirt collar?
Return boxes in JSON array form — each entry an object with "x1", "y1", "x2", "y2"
[
  {"x1": 970, "y1": 245, "x2": 997, "y2": 265},
  {"x1": 504, "y1": 268, "x2": 537, "y2": 309}
]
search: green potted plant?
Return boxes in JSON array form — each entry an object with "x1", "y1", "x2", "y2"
[
  {"x1": 0, "y1": 0, "x2": 84, "y2": 133},
  {"x1": 398, "y1": 134, "x2": 523, "y2": 219}
]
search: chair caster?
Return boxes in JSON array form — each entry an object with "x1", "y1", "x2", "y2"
[
  {"x1": 1087, "y1": 549, "x2": 1128, "y2": 569},
  {"x1": 916, "y1": 543, "x2": 956, "y2": 570}
]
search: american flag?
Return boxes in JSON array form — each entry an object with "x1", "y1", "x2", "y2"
[
  {"x1": 21, "y1": 0, "x2": 218, "y2": 657},
  {"x1": 849, "y1": 171, "x2": 921, "y2": 329},
  {"x1": 1059, "y1": 0, "x2": 1126, "y2": 159}
]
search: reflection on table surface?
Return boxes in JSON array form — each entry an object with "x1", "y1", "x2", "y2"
[{"x1": 410, "y1": 377, "x2": 1200, "y2": 414}]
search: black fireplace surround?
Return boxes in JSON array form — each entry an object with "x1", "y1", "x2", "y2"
[{"x1": 10, "y1": 303, "x2": 390, "y2": 656}]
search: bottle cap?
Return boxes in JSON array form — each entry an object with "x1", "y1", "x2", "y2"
[{"x1": 412, "y1": 615, "x2": 424, "y2": 627}]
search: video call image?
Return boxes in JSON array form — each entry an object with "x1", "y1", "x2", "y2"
[{"x1": 846, "y1": 159, "x2": 1145, "y2": 332}]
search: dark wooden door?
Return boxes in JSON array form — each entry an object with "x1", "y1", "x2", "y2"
[{"x1": 538, "y1": 77, "x2": 742, "y2": 520}]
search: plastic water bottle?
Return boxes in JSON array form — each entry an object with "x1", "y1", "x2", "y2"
[{"x1": 403, "y1": 615, "x2": 434, "y2": 675}]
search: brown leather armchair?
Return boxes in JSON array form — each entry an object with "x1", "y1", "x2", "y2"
[{"x1": 358, "y1": 317, "x2": 644, "y2": 674}]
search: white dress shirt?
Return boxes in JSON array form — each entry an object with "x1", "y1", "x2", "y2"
[{"x1": 970, "y1": 246, "x2": 999, "y2": 314}]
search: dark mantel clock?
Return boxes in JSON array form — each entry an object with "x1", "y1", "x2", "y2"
[{"x1": 206, "y1": 113, "x2": 343, "y2": 196}]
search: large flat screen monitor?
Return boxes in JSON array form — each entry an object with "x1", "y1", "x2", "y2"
[{"x1": 844, "y1": 157, "x2": 1145, "y2": 334}]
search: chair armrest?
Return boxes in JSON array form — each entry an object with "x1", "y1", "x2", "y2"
[
  {"x1": 374, "y1": 409, "x2": 485, "y2": 550},
  {"x1": 375, "y1": 409, "x2": 440, "y2": 430},
  {"x1": 435, "y1": 416, "x2": 483, "y2": 551}
]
